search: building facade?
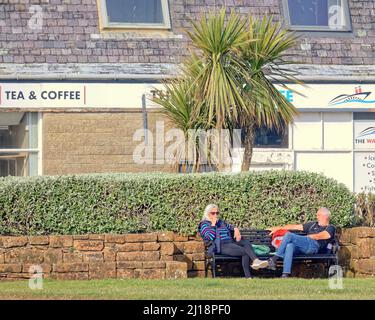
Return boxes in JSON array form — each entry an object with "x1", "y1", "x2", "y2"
[{"x1": 0, "y1": 0, "x2": 375, "y2": 193}]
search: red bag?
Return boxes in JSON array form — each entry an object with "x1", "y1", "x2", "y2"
[{"x1": 271, "y1": 229, "x2": 290, "y2": 248}]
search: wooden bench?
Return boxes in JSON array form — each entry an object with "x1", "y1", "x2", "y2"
[{"x1": 203, "y1": 229, "x2": 339, "y2": 278}]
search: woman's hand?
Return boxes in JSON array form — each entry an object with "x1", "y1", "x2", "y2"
[
  {"x1": 234, "y1": 227, "x2": 241, "y2": 242},
  {"x1": 210, "y1": 216, "x2": 218, "y2": 226}
]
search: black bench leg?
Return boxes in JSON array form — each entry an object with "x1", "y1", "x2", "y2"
[
  {"x1": 211, "y1": 258, "x2": 216, "y2": 278},
  {"x1": 205, "y1": 259, "x2": 209, "y2": 278}
]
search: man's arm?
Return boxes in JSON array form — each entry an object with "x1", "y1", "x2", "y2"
[
  {"x1": 267, "y1": 224, "x2": 303, "y2": 235},
  {"x1": 307, "y1": 231, "x2": 331, "y2": 240}
]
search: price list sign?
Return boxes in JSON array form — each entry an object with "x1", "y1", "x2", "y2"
[{"x1": 355, "y1": 153, "x2": 375, "y2": 193}]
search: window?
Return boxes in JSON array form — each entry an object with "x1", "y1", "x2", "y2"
[
  {"x1": 99, "y1": 0, "x2": 171, "y2": 29},
  {"x1": 254, "y1": 126, "x2": 289, "y2": 149},
  {"x1": 0, "y1": 112, "x2": 40, "y2": 177},
  {"x1": 282, "y1": 0, "x2": 351, "y2": 31},
  {"x1": 354, "y1": 112, "x2": 375, "y2": 121}
]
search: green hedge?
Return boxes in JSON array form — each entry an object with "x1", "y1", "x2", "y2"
[{"x1": 0, "y1": 171, "x2": 355, "y2": 236}]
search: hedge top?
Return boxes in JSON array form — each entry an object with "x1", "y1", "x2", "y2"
[{"x1": 0, "y1": 171, "x2": 355, "y2": 236}]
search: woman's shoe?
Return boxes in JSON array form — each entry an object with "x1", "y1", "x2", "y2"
[{"x1": 251, "y1": 259, "x2": 269, "y2": 270}]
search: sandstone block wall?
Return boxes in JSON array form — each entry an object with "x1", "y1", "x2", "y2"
[
  {"x1": 339, "y1": 227, "x2": 375, "y2": 277},
  {"x1": 0, "y1": 232, "x2": 205, "y2": 280},
  {"x1": 1, "y1": 228, "x2": 375, "y2": 280}
]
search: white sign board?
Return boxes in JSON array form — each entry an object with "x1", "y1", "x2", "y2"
[
  {"x1": 0, "y1": 83, "x2": 163, "y2": 109},
  {"x1": 1, "y1": 82, "x2": 375, "y2": 110},
  {"x1": 354, "y1": 121, "x2": 375, "y2": 149},
  {"x1": 275, "y1": 84, "x2": 375, "y2": 110},
  {"x1": 354, "y1": 152, "x2": 375, "y2": 193}
]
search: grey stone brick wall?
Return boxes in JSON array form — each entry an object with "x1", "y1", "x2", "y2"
[{"x1": 0, "y1": 0, "x2": 374, "y2": 67}]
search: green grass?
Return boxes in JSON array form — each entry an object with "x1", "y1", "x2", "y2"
[{"x1": 0, "y1": 278, "x2": 374, "y2": 300}]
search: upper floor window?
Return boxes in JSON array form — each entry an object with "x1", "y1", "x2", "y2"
[
  {"x1": 99, "y1": 0, "x2": 171, "y2": 29},
  {"x1": 282, "y1": 0, "x2": 351, "y2": 32}
]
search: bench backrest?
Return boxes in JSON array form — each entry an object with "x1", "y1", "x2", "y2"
[
  {"x1": 238, "y1": 229, "x2": 272, "y2": 245},
  {"x1": 238, "y1": 229, "x2": 339, "y2": 254},
  {"x1": 201, "y1": 229, "x2": 339, "y2": 254}
]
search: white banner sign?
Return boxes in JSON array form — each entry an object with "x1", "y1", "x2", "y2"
[
  {"x1": 1, "y1": 82, "x2": 375, "y2": 110},
  {"x1": 276, "y1": 84, "x2": 375, "y2": 110},
  {"x1": 0, "y1": 83, "x2": 162, "y2": 109}
]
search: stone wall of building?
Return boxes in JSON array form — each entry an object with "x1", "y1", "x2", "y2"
[
  {"x1": 42, "y1": 111, "x2": 175, "y2": 175},
  {"x1": 339, "y1": 227, "x2": 375, "y2": 277},
  {"x1": 0, "y1": 0, "x2": 374, "y2": 66}
]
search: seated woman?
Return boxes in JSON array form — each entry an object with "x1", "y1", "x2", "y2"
[{"x1": 198, "y1": 204, "x2": 268, "y2": 278}]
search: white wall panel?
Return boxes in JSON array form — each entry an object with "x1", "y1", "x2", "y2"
[
  {"x1": 323, "y1": 112, "x2": 353, "y2": 150},
  {"x1": 293, "y1": 113, "x2": 322, "y2": 150},
  {"x1": 295, "y1": 152, "x2": 353, "y2": 190}
]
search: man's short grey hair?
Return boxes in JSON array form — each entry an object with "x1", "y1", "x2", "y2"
[
  {"x1": 202, "y1": 204, "x2": 219, "y2": 221},
  {"x1": 319, "y1": 207, "x2": 331, "y2": 218}
]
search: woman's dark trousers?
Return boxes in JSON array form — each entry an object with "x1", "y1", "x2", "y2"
[{"x1": 220, "y1": 239, "x2": 257, "y2": 278}]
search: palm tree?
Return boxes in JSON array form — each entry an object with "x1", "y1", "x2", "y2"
[
  {"x1": 151, "y1": 79, "x2": 213, "y2": 172},
  {"x1": 238, "y1": 16, "x2": 303, "y2": 171},
  {"x1": 153, "y1": 10, "x2": 303, "y2": 172},
  {"x1": 183, "y1": 9, "x2": 258, "y2": 170}
]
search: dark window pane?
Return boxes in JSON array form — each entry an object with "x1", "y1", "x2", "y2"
[
  {"x1": 354, "y1": 112, "x2": 375, "y2": 120},
  {"x1": 288, "y1": 0, "x2": 330, "y2": 26},
  {"x1": 105, "y1": 0, "x2": 164, "y2": 24},
  {"x1": 254, "y1": 126, "x2": 289, "y2": 148},
  {"x1": 0, "y1": 113, "x2": 28, "y2": 149}
]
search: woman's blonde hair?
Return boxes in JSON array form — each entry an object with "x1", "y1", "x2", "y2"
[{"x1": 202, "y1": 204, "x2": 219, "y2": 221}]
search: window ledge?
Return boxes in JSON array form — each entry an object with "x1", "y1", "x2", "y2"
[
  {"x1": 253, "y1": 148, "x2": 292, "y2": 152},
  {"x1": 91, "y1": 31, "x2": 184, "y2": 40}
]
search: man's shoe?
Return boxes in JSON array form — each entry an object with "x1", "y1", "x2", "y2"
[
  {"x1": 281, "y1": 273, "x2": 290, "y2": 278},
  {"x1": 267, "y1": 258, "x2": 277, "y2": 271},
  {"x1": 251, "y1": 259, "x2": 269, "y2": 270}
]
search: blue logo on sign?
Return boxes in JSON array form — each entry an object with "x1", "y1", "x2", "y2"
[
  {"x1": 357, "y1": 127, "x2": 375, "y2": 139},
  {"x1": 329, "y1": 86, "x2": 375, "y2": 106},
  {"x1": 279, "y1": 90, "x2": 294, "y2": 102}
]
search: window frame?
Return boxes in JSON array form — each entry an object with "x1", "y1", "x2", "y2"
[
  {"x1": 282, "y1": 0, "x2": 352, "y2": 32},
  {"x1": 0, "y1": 112, "x2": 41, "y2": 177},
  {"x1": 99, "y1": 0, "x2": 171, "y2": 30}
]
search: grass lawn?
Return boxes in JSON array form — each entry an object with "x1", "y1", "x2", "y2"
[{"x1": 0, "y1": 278, "x2": 375, "y2": 300}]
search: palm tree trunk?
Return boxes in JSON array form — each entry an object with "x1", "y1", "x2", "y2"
[
  {"x1": 241, "y1": 125, "x2": 255, "y2": 172},
  {"x1": 215, "y1": 125, "x2": 223, "y2": 172}
]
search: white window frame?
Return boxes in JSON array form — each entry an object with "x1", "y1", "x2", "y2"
[
  {"x1": 282, "y1": 0, "x2": 352, "y2": 32},
  {"x1": 99, "y1": 0, "x2": 171, "y2": 30},
  {"x1": 0, "y1": 112, "x2": 42, "y2": 176}
]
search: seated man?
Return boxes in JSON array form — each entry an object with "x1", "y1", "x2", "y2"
[{"x1": 265, "y1": 207, "x2": 336, "y2": 278}]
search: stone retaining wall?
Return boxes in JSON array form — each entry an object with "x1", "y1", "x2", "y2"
[
  {"x1": 339, "y1": 227, "x2": 375, "y2": 277},
  {"x1": 1, "y1": 228, "x2": 375, "y2": 280},
  {"x1": 0, "y1": 232, "x2": 205, "y2": 280}
]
